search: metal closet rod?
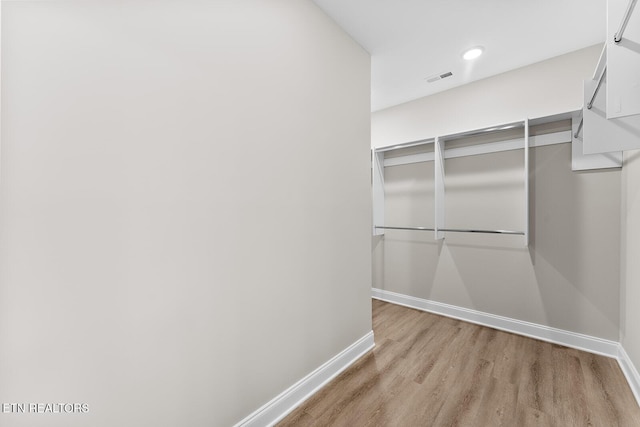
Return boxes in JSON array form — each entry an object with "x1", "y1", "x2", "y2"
[
  {"x1": 375, "y1": 226, "x2": 435, "y2": 231},
  {"x1": 614, "y1": 0, "x2": 637, "y2": 43},
  {"x1": 374, "y1": 226, "x2": 524, "y2": 235},
  {"x1": 574, "y1": 117, "x2": 584, "y2": 138},
  {"x1": 439, "y1": 228, "x2": 525, "y2": 235},
  {"x1": 587, "y1": 67, "x2": 607, "y2": 110}
]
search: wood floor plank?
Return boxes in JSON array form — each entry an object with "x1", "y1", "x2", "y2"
[
  {"x1": 430, "y1": 357, "x2": 494, "y2": 426},
  {"x1": 403, "y1": 322, "x2": 462, "y2": 384},
  {"x1": 277, "y1": 300, "x2": 640, "y2": 427},
  {"x1": 516, "y1": 338, "x2": 555, "y2": 417},
  {"x1": 379, "y1": 373, "x2": 447, "y2": 426},
  {"x1": 489, "y1": 331, "x2": 521, "y2": 385},
  {"x1": 515, "y1": 406, "x2": 557, "y2": 427},
  {"x1": 551, "y1": 348, "x2": 591, "y2": 426},
  {"x1": 475, "y1": 377, "x2": 518, "y2": 426},
  {"x1": 277, "y1": 407, "x2": 318, "y2": 427},
  {"x1": 328, "y1": 373, "x2": 408, "y2": 427}
]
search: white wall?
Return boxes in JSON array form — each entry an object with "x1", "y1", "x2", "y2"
[
  {"x1": 621, "y1": 149, "x2": 640, "y2": 376},
  {"x1": 0, "y1": 1, "x2": 371, "y2": 426},
  {"x1": 372, "y1": 45, "x2": 623, "y2": 340}
]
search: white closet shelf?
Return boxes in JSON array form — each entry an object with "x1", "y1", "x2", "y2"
[
  {"x1": 375, "y1": 119, "x2": 526, "y2": 153},
  {"x1": 372, "y1": 117, "x2": 531, "y2": 246},
  {"x1": 575, "y1": 0, "x2": 640, "y2": 156},
  {"x1": 383, "y1": 131, "x2": 570, "y2": 167},
  {"x1": 375, "y1": 138, "x2": 435, "y2": 152}
]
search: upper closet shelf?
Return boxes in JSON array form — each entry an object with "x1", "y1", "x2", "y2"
[
  {"x1": 376, "y1": 112, "x2": 580, "y2": 168},
  {"x1": 575, "y1": 0, "x2": 640, "y2": 156}
]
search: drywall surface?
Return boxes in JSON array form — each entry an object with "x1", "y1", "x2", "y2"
[
  {"x1": 0, "y1": 1, "x2": 371, "y2": 426},
  {"x1": 372, "y1": 44, "x2": 603, "y2": 148},
  {"x1": 621, "y1": 149, "x2": 640, "y2": 373},
  {"x1": 372, "y1": 46, "x2": 622, "y2": 340}
]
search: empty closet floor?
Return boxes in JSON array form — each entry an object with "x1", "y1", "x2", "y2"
[{"x1": 278, "y1": 299, "x2": 640, "y2": 427}]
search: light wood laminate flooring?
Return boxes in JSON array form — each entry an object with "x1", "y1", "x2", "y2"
[{"x1": 278, "y1": 299, "x2": 640, "y2": 427}]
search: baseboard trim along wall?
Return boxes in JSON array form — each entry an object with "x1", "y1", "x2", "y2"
[
  {"x1": 372, "y1": 288, "x2": 619, "y2": 357},
  {"x1": 234, "y1": 331, "x2": 375, "y2": 427},
  {"x1": 618, "y1": 346, "x2": 640, "y2": 407},
  {"x1": 372, "y1": 287, "x2": 640, "y2": 407}
]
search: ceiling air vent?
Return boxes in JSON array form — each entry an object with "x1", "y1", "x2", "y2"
[{"x1": 426, "y1": 71, "x2": 453, "y2": 83}]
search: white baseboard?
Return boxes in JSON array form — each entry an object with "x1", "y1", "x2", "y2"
[
  {"x1": 234, "y1": 331, "x2": 375, "y2": 427},
  {"x1": 618, "y1": 346, "x2": 640, "y2": 407},
  {"x1": 372, "y1": 287, "x2": 620, "y2": 358}
]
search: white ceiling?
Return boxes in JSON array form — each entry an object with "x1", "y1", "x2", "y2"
[{"x1": 311, "y1": 0, "x2": 606, "y2": 111}]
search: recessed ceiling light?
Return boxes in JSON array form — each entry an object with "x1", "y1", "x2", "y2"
[{"x1": 462, "y1": 46, "x2": 484, "y2": 61}]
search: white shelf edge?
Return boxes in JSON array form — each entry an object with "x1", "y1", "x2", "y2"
[{"x1": 382, "y1": 130, "x2": 571, "y2": 167}]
